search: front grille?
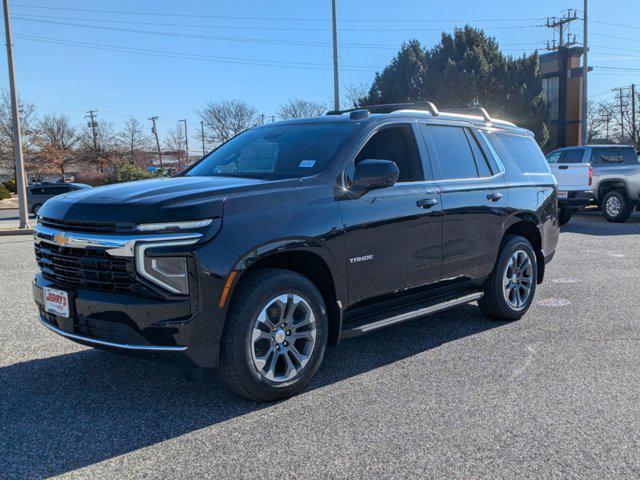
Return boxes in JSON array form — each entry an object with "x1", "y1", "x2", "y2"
[
  {"x1": 39, "y1": 216, "x2": 136, "y2": 234},
  {"x1": 35, "y1": 241, "x2": 136, "y2": 293}
]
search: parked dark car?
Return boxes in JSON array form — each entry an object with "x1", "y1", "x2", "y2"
[
  {"x1": 27, "y1": 182, "x2": 91, "y2": 215},
  {"x1": 32, "y1": 102, "x2": 559, "y2": 401}
]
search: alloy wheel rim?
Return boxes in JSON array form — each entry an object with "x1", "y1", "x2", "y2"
[
  {"x1": 250, "y1": 293, "x2": 317, "y2": 383},
  {"x1": 606, "y1": 196, "x2": 622, "y2": 217},
  {"x1": 502, "y1": 250, "x2": 533, "y2": 310}
]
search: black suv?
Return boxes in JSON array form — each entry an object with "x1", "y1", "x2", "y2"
[{"x1": 32, "y1": 103, "x2": 559, "y2": 401}]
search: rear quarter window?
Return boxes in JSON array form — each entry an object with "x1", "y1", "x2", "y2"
[
  {"x1": 485, "y1": 131, "x2": 550, "y2": 174},
  {"x1": 620, "y1": 148, "x2": 639, "y2": 165}
]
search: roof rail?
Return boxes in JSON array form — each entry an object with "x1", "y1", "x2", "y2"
[
  {"x1": 326, "y1": 100, "x2": 440, "y2": 117},
  {"x1": 440, "y1": 107, "x2": 492, "y2": 124}
]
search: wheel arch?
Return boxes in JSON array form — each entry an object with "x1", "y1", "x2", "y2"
[
  {"x1": 598, "y1": 178, "x2": 629, "y2": 202},
  {"x1": 503, "y1": 217, "x2": 544, "y2": 284},
  {"x1": 224, "y1": 240, "x2": 344, "y2": 347}
]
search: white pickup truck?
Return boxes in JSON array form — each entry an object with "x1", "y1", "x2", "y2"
[{"x1": 546, "y1": 149, "x2": 594, "y2": 225}]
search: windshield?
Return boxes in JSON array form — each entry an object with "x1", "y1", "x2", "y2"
[{"x1": 187, "y1": 123, "x2": 356, "y2": 179}]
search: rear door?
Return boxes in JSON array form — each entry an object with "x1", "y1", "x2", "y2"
[
  {"x1": 419, "y1": 123, "x2": 508, "y2": 281},
  {"x1": 338, "y1": 122, "x2": 443, "y2": 306}
]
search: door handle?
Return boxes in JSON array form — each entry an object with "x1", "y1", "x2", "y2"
[
  {"x1": 487, "y1": 192, "x2": 503, "y2": 202},
  {"x1": 559, "y1": 165, "x2": 569, "y2": 170},
  {"x1": 417, "y1": 197, "x2": 438, "y2": 209}
]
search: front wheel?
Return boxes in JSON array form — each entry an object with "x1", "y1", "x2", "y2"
[
  {"x1": 558, "y1": 207, "x2": 573, "y2": 226},
  {"x1": 479, "y1": 235, "x2": 538, "y2": 321},
  {"x1": 602, "y1": 190, "x2": 632, "y2": 223},
  {"x1": 219, "y1": 268, "x2": 328, "y2": 402}
]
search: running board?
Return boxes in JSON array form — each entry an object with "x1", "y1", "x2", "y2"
[{"x1": 341, "y1": 292, "x2": 483, "y2": 339}]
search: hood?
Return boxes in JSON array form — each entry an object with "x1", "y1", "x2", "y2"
[{"x1": 38, "y1": 175, "x2": 269, "y2": 225}]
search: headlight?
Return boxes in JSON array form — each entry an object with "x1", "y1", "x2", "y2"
[
  {"x1": 136, "y1": 219, "x2": 213, "y2": 232},
  {"x1": 136, "y1": 242, "x2": 193, "y2": 295},
  {"x1": 142, "y1": 256, "x2": 189, "y2": 294}
]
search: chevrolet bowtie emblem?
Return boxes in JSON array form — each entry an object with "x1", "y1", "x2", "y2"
[{"x1": 53, "y1": 232, "x2": 71, "y2": 246}]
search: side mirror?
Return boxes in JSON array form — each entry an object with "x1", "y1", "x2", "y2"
[{"x1": 350, "y1": 159, "x2": 399, "y2": 196}]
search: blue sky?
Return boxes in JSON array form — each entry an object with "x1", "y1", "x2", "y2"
[{"x1": 4, "y1": 0, "x2": 640, "y2": 144}]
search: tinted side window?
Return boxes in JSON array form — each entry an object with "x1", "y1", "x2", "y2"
[
  {"x1": 465, "y1": 129, "x2": 493, "y2": 177},
  {"x1": 546, "y1": 151, "x2": 561, "y2": 164},
  {"x1": 485, "y1": 132, "x2": 550, "y2": 174},
  {"x1": 562, "y1": 150, "x2": 584, "y2": 163},
  {"x1": 591, "y1": 148, "x2": 623, "y2": 164},
  {"x1": 620, "y1": 148, "x2": 639, "y2": 165},
  {"x1": 355, "y1": 125, "x2": 424, "y2": 182},
  {"x1": 424, "y1": 125, "x2": 479, "y2": 180}
]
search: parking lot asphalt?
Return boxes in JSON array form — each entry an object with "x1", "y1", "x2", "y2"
[{"x1": 2, "y1": 211, "x2": 640, "y2": 479}]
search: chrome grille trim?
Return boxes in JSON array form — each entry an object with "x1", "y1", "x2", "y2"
[{"x1": 34, "y1": 224, "x2": 202, "y2": 257}]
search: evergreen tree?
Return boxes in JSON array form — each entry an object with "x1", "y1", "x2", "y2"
[{"x1": 360, "y1": 26, "x2": 550, "y2": 147}]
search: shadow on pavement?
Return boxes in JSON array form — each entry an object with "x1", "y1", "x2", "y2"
[
  {"x1": 0, "y1": 304, "x2": 503, "y2": 478},
  {"x1": 562, "y1": 210, "x2": 640, "y2": 237}
]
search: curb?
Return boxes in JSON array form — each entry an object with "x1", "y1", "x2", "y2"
[
  {"x1": 0, "y1": 206, "x2": 19, "y2": 210},
  {"x1": 0, "y1": 228, "x2": 33, "y2": 236}
]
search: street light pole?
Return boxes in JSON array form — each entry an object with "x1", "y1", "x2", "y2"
[
  {"x1": 2, "y1": 0, "x2": 29, "y2": 228},
  {"x1": 331, "y1": 0, "x2": 340, "y2": 111},
  {"x1": 582, "y1": 0, "x2": 588, "y2": 145}
]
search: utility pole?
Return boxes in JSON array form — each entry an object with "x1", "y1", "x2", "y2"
[
  {"x1": 85, "y1": 110, "x2": 98, "y2": 151},
  {"x1": 612, "y1": 87, "x2": 626, "y2": 142},
  {"x1": 331, "y1": 0, "x2": 340, "y2": 111},
  {"x1": 148, "y1": 116, "x2": 163, "y2": 168},
  {"x1": 631, "y1": 84, "x2": 637, "y2": 146},
  {"x1": 200, "y1": 121, "x2": 205, "y2": 155},
  {"x1": 3, "y1": 0, "x2": 28, "y2": 228},
  {"x1": 605, "y1": 111, "x2": 611, "y2": 142},
  {"x1": 581, "y1": 0, "x2": 588, "y2": 146},
  {"x1": 545, "y1": 10, "x2": 579, "y2": 49},
  {"x1": 179, "y1": 119, "x2": 189, "y2": 166}
]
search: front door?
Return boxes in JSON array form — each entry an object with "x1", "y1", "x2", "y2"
[{"x1": 338, "y1": 123, "x2": 443, "y2": 306}]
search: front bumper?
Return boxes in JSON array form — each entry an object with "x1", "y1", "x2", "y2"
[
  {"x1": 33, "y1": 273, "x2": 223, "y2": 368},
  {"x1": 558, "y1": 190, "x2": 594, "y2": 208}
]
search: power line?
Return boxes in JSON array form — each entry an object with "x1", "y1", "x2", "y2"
[
  {"x1": 589, "y1": 19, "x2": 640, "y2": 31},
  {"x1": 14, "y1": 34, "x2": 383, "y2": 72},
  {"x1": 590, "y1": 31, "x2": 640, "y2": 44},
  {"x1": 10, "y1": 13, "x2": 545, "y2": 32},
  {"x1": 12, "y1": 16, "x2": 406, "y2": 49},
  {"x1": 10, "y1": 3, "x2": 539, "y2": 23}
]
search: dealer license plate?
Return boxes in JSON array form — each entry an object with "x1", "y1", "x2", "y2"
[
  {"x1": 44, "y1": 287, "x2": 69, "y2": 318},
  {"x1": 558, "y1": 191, "x2": 568, "y2": 199}
]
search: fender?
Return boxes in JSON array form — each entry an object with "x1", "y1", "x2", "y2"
[{"x1": 219, "y1": 236, "x2": 347, "y2": 313}]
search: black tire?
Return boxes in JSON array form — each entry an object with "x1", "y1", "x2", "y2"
[
  {"x1": 219, "y1": 268, "x2": 328, "y2": 402},
  {"x1": 479, "y1": 235, "x2": 538, "y2": 321},
  {"x1": 32, "y1": 204, "x2": 42, "y2": 215},
  {"x1": 602, "y1": 190, "x2": 632, "y2": 223},
  {"x1": 558, "y1": 207, "x2": 573, "y2": 226}
]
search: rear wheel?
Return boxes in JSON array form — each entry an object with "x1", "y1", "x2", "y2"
[
  {"x1": 602, "y1": 190, "x2": 632, "y2": 223},
  {"x1": 558, "y1": 207, "x2": 573, "y2": 226},
  {"x1": 479, "y1": 235, "x2": 538, "y2": 321},
  {"x1": 32, "y1": 204, "x2": 42, "y2": 215},
  {"x1": 219, "y1": 268, "x2": 328, "y2": 402}
]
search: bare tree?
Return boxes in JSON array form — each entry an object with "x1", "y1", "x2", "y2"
[
  {"x1": 343, "y1": 82, "x2": 370, "y2": 109},
  {"x1": 77, "y1": 120, "x2": 122, "y2": 173},
  {"x1": 38, "y1": 114, "x2": 77, "y2": 150},
  {"x1": 277, "y1": 98, "x2": 327, "y2": 119},
  {"x1": 0, "y1": 89, "x2": 38, "y2": 177},
  {"x1": 197, "y1": 99, "x2": 258, "y2": 145},
  {"x1": 164, "y1": 123, "x2": 187, "y2": 167},
  {"x1": 117, "y1": 118, "x2": 151, "y2": 165}
]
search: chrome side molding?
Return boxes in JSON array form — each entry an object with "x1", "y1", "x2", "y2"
[
  {"x1": 39, "y1": 315, "x2": 188, "y2": 351},
  {"x1": 34, "y1": 223, "x2": 202, "y2": 257}
]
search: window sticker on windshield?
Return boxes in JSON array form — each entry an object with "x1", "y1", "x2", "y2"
[{"x1": 299, "y1": 160, "x2": 316, "y2": 168}]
